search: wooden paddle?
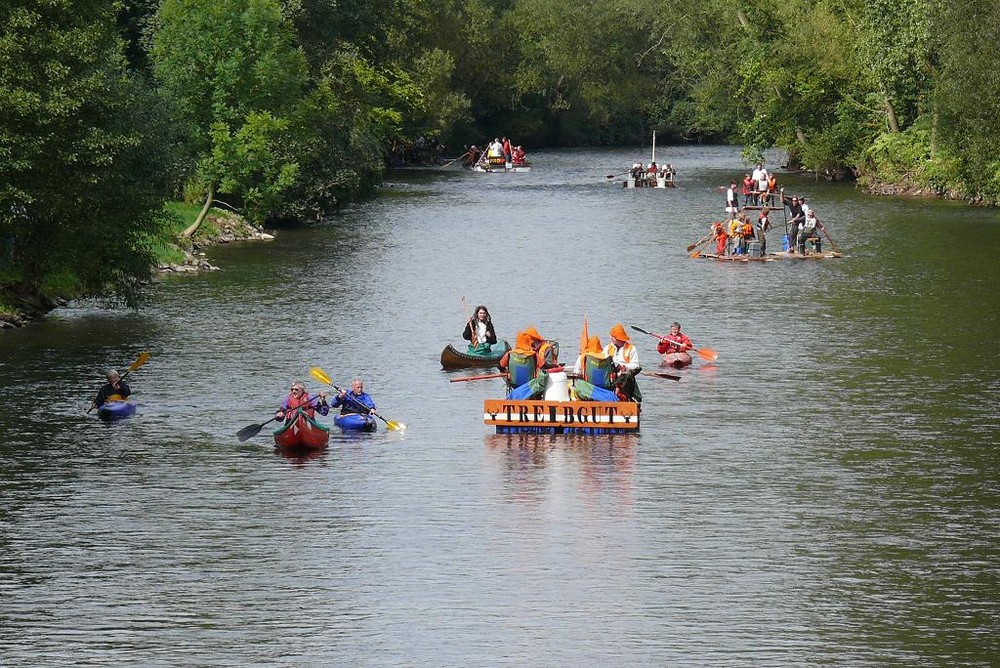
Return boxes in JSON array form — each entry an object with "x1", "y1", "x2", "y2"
[
  {"x1": 686, "y1": 231, "x2": 714, "y2": 253},
  {"x1": 605, "y1": 170, "x2": 630, "y2": 179},
  {"x1": 441, "y1": 150, "x2": 470, "y2": 169},
  {"x1": 87, "y1": 351, "x2": 150, "y2": 413},
  {"x1": 641, "y1": 371, "x2": 682, "y2": 381},
  {"x1": 450, "y1": 372, "x2": 505, "y2": 383},
  {"x1": 630, "y1": 325, "x2": 719, "y2": 362},
  {"x1": 236, "y1": 395, "x2": 324, "y2": 442},
  {"x1": 310, "y1": 366, "x2": 406, "y2": 431},
  {"x1": 816, "y1": 221, "x2": 842, "y2": 254}
]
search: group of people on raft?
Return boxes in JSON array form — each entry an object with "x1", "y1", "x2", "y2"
[
  {"x1": 628, "y1": 161, "x2": 675, "y2": 186},
  {"x1": 714, "y1": 174, "x2": 825, "y2": 256},
  {"x1": 461, "y1": 305, "x2": 697, "y2": 403},
  {"x1": 463, "y1": 137, "x2": 529, "y2": 169}
]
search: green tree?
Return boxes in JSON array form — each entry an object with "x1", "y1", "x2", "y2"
[
  {"x1": 0, "y1": 0, "x2": 180, "y2": 306},
  {"x1": 150, "y1": 0, "x2": 308, "y2": 230}
]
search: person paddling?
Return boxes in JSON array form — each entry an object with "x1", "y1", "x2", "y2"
[
  {"x1": 657, "y1": 322, "x2": 693, "y2": 355},
  {"x1": 275, "y1": 381, "x2": 328, "y2": 422},
  {"x1": 92, "y1": 370, "x2": 131, "y2": 410},
  {"x1": 463, "y1": 304, "x2": 497, "y2": 354},
  {"x1": 334, "y1": 377, "x2": 377, "y2": 416}
]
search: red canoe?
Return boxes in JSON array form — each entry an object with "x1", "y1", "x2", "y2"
[
  {"x1": 660, "y1": 352, "x2": 693, "y2": 369},
  {"x1": 273, "y1": 411, "x2": 330, "y2": 451}
]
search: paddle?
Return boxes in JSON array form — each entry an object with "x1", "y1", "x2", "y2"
[
  {"x1": 235, "y1": 396, "x2": 322, "y2": 442},
  {"x1": 630, "y1": 325, "x2": 719, "y2": 362},
  {"x1": 686, "y1": 231, "x2": 714, "y2": 253},
  {"x1": 441, "y1": 150, "x2": 470, "y2": 169},
  {"x1": 87, "y1": 351, "x2": 150, "y2": 413},
  {"x1": 816, "y1": 221, "x2": 842, "y2": 254},
  {"x1": 605, "y1": 170, "x2": 630, "y2": 179},
  {"x1": 310, "y1": 367, "x2": 406, "y2": 431},
  {"x1": 641, "y1": 371, "x2": 682, "y2": 381},
  {"x1": 450, "y1": 372, "x2": 506, "y2": 383}
]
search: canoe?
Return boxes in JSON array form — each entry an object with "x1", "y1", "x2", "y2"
[
  {"x1": 97, "y1": 399, "x2": 136, "y2": 421},
  {"x1": 660, "y1": 352, "x2": 692, "y2": 369},
  {"x1": 440, "y1": 339, "x2": 510, "y2": 370},
  {"x1": 334, "y1": 412, "x2": 377, "y2": 433},
  {"x1": 484, "y1": 398, "x2": 640, "y2": 435},
  {"x1": 334, "y1": 413, "x2": 377, "y2": 432},
  {"x1": 273, "y1": 411, "x2": 330, "y2": 451}
]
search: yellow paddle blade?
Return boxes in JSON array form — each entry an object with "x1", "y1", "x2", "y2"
[
  {"x1": 385, "y1": 420, "x2": 406, "y2": 432},
  {"x1": 309, "y1": 366, "x2": 332, "y2": 386},
  {"x1": 129, "y1": 351, "x2": 150, "y2": 372}
]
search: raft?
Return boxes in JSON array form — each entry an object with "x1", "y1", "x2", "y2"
[
  {"x1": 471, "y1": 157, "x2": 532, "y2": 173},
  {"x1": 440, "y1": 339, "x2": 510, "y2": 370},
  {"x1": 694, "y1": 250, "x2": 842, "y2": 262},
  {"x1": 660, "y1": 352, "x2": 693, "y2": 368},
  {"x1": 96, "y1": 399, "x2": 136, "y2": 421},
  {"x1": 273, "y1": 411, "x2": 330, "y2": 451},
  {"x1": 334, "y1": 412, "x2": 377, "y2": 433},
  {"x1": 484, "y1": 398, "x2": 640, "y2": 434}
]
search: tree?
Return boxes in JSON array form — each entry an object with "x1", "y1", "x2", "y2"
[
  {"x1": 150, "y1": 0, "x2": 308, "y2": 230},
  {"x1": 0, "y1": 0, "x2": 181, "y2": 306}
]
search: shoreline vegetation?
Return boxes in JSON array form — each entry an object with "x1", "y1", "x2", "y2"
[
  {"x1": 3, "y1": 0, "x2": 997, "y2": 330},
  {"x1": 0, "y1": 203, "x2": 272, "y2": 330}
]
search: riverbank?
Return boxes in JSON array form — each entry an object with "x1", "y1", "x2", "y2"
[{"x1": 0, "y1": 205, "x2": 273, "y2": 330}]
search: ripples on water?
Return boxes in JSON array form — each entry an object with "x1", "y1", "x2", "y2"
[{"x1": 1, "y1": 146, "x2": 998, "y2": 665}]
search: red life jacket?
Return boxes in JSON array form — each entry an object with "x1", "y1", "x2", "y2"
[{"x1": 286, "y1": 392, "x2": 315, "y2": 418}]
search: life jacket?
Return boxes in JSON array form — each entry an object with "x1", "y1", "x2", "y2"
[
  {"x1": 538, "y1": 340, "x2": 559, "y2": 366},
  {"x1": 507, "y1": 351, "x2": 538, "y2": 388},
  {"x1": 583, "y1": 354, "x2": 614, "y2": 389},
  {"x1": 286, "y1": 392, "x2": 315, "y2": 418},
  {"x1": 741, "y1": 222, "x2": 754, "y2": 238}
]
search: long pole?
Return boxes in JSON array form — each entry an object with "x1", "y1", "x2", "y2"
[{"x1": 651, "y1": 130, "x2": 656, "y2": 164}]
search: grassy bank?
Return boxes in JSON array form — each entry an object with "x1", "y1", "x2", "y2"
[{"x1": 1, "y1": 202, "x2": 264, "y2": 328}]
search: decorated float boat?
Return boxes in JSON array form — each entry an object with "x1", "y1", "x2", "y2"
[
  {"x1": 334, "y1": 412, "x2": 378, "y2": 433},
  {"x1": 273, "y1": 411, "x2": 330, "y2": 451},
  {"x1": 440, "y1": 340, "x2": 510, "y2": 370},
  {"x1": 483, "y1": 367, "x2": 640, "y2": 434},
  {"x1": 471, "y1": 156, "x2": 532, "y2": 173},
  {"x1": 96, "y1": 399, "x2": 137, "y2": 421}
]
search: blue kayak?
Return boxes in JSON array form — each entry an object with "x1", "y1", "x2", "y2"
[
  {"x1": 334, "y1": 412, "x2": 377, "y2": 432},
  {"x1": 97, "y1": 400, "x2": 137, "y2": 421}
]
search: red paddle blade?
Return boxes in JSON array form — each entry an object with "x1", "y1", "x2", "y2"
[{"x1": 697, "y1": 348, "x2": 718, "y2": 362}]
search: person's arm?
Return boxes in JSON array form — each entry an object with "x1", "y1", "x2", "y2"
[
  {"x1": 315, "y1": 393, "x2": 329, "y2": 416},
  {"x1": 462, "y1": 320, "x2": 473, "y2": 341},
  {"x1": 485, "y1": 323, "x2": 498, "y2": 345},
  {"x1": 119, "y1": 382, "x2": 132, "y2": 398},
  {"x1": 657, "y1": 339, "x2": 669, "y2": 354}
]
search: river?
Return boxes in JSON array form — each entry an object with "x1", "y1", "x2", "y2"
[{"x1": 1, "y1": 146, "x2": 997, "y2": 665}]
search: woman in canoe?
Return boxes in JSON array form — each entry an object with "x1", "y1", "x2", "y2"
[
  {"x1": 275, "y1": 381, "x2": 328, "y2": 422},
  {"x1": 462, "y1": 304, "x2": 497, "y2": 354}
]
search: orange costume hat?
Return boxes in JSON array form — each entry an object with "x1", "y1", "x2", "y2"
[
  {"x1": 524, "y1": 326, "x2": 544, "y2": 343},
  {"x1": 513, "y1": 330, "x2": 534, "y2": 352},
  {"x1": 610, "y1": 323, "x2": 630, "y2": 343},
  {"x1": 585, "y1": 335, "x2": 603, "y2": 354}
]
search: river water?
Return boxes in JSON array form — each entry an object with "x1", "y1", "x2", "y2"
[{"x1": 1, "y1": 146, "x2": 997, "y2": 666}]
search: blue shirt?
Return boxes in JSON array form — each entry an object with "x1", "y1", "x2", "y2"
[{"x1": 334, "y1": 390, "x2": 376, "y2": 415}]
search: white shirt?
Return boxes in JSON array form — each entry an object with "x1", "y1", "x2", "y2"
[{"x1": 603, "y1": 343, "x2": 639, "y2": 371}]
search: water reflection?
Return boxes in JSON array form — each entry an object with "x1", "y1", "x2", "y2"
[{"x1": 484, "y1": 433, "x2": 637, "y2": 508}]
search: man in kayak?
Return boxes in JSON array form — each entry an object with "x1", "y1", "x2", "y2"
[
  {"x1": 92, "y1": 370, "x2": 131, "y2": 409},
  {"x1": 657, "y1": 322, "x2": 693, "y2": 355},
  {"x1": 90, "y1": 369, "x2": 132, "y2": 409},
  {"x1": 334, "y1": 377, "x2": 377, "y2": 415}
]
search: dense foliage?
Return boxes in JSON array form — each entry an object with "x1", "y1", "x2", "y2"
[{"x1": 1, "y1": 0, "x2": 997, "y2": 310}]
